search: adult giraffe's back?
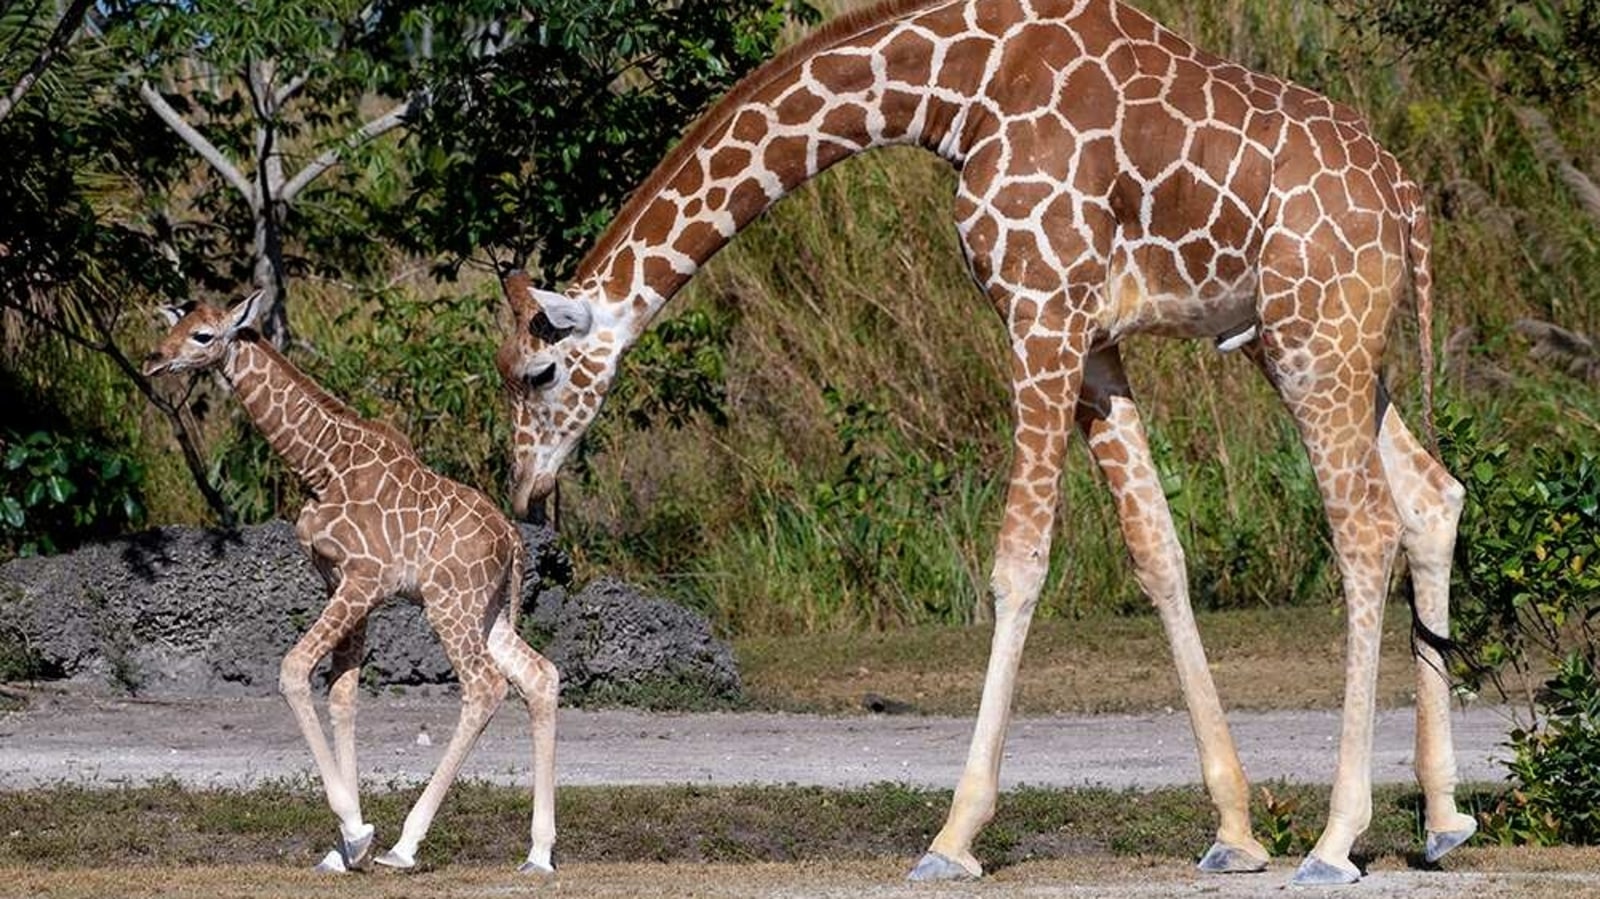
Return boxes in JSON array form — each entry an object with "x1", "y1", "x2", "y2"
[{"x1": 495, "y1": 0, "x2": 1474, "y2": 884}]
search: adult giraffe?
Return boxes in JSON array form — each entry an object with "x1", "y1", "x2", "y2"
[{"x1": 495, "y1": 0, "x2": 1475, "y2": 884}]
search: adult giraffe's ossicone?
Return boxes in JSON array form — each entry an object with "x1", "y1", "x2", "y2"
[{"x1": 495, "y1": 0, "x2": 1474, "y2": 884}]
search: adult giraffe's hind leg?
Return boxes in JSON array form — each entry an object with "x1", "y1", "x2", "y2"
[
  {"x1": 908, "y1": 300, "x2": 1089, "y2": 881},
  {"x1": 1378, "y1": 407, "x2": 1476, "y2": 860},
  {"x1": 1252, "y1": 288, "x2": 1404, "y2": 885},
  {"x1": 1075, "y1": 348, "x2": 1268, "y2": 874}
]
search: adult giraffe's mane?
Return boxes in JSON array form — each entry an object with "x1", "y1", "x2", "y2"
[{"x1": 572, "y1": 0, "x2": 947, "y2": 282}]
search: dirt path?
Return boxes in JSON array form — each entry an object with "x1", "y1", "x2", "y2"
[{"x1": 0, "y1": 686, "x2": 1512, "y2": 789}]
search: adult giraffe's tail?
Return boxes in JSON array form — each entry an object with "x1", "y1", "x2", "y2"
[{"x1": 1401, "y1": 180, "x2": 1438, "y2": 451}]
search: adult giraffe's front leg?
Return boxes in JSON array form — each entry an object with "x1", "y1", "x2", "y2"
[
  {"x1": 908, "y1": 305, "x2": 1090, "y2": 881},
  {"x1": 1075, "y1": 348, "x2": 1268, "y2": 874}
]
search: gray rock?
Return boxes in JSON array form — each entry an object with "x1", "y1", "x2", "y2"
[
  {"x1": 0, "y1": 521, "x2": 737, "y2": 706},
  {"x1": 539, "y1": 576, "x2": 741, "y2": 705}
]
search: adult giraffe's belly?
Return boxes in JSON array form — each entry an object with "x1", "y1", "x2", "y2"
[{"x1": 1099, "y1": 248, "x2": 1260, "y2": 343}]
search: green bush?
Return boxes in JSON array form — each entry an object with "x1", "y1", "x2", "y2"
[
  {"x1": 0, "y1": 429, "x2": 146, "y2": 558},
  {"x1": 1486, "y1": 654, "x2": 1600, "y2": 846}
]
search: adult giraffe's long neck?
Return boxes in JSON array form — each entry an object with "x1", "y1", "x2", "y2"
[
  {"x1": 222, "y1": 336, "x2": 354, "y2": 494},
  {"x1": 570, "y1": 0, "x2": 1018, "y2": 329}
]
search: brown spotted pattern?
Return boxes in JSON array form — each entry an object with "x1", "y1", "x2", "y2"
[
  {"x1": 496, "y1": 0, "x2": 1471, "y2": 881},
  {"x1": 146, "y1": 297, "x2": 558, "y2": 874}
]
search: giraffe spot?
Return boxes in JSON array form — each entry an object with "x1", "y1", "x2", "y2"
[
  {"x1": 1212, "y1": 200, "x2": 1255, "y2": 250},
  {"x1": 878, "y1": 89, "x2": 922, "y2": 141},
  {"x1": 642, "y1": 255, "x2": 678, "y2": 292},
  {"x1": 632, "y1": 197, "x2": 678, "y2": 246},
  {"x1": 708, "y1": 146, "x2": 752, "y2": 179},
  {"x1": 1123, "y1": 102, "x2": 1189, "y2": 181},
  {"x1": 973, "y1": 0, "x2": 1027, "y2": 35},
  {"x1": 814, "y1": 137, "x2": 854, "y2": 172},
  {"x1": 606, "y1": 246, "x2": 637, "y2": 294},
  {"x1": 1124, "y1": 75, "x2": 1163, "y2": 102},
  {"x1": 1186, "y1": 125, "x2": 1242, "y2": 185},
  {"x1": 673, "y1": 220, "x2": 723, "y2": 260},
  {"x1": 1210, "y1": 77, "x2": 1250, "y2": 125},
  {"x1": 962, "y1": 141, "x2": 1002, "y2": 197},
  {"x1": 706, "y1": 186, "x2": 728, "y2": 209},
  {"x1": 962, "y1": 215, "x2": 1000, "y2": 282},
  {"x1": 1000, "y1": 229, "x2": 1060, "y2": 290},
  {"x1": 1168, "y1": 59, "x2": 1211, "y2": 119},
  {"x1": 1177, "y1": 237, "x2": 1217, "y2": 286},
  {"x1": 1060, "y1": 62, "x2": 1118, "y2": 132},
  {"x1": 812, "y1": 52, "x2": 874, "y2": 95},
  {"x1": 922, "y1": 95, "x2": 967, "y2": 149},
  {"x1": 1344, "y1": 167, "x2": 1382, "y2": 212},
  {"x1": 1074, "y1": 9, "x2": 1124, "y2": 57},
  {"x1": 994, "y1": 182, "x2": 1054, "y2": 220},
  {"x1": 728, "y1": 178, "x2": 770, "y2": 221},
  {"x1": 763, "y1": 135, "x2": 811, "y2": 190},
  {"x1": 1309, "y1": 118, "x2": 1349, "y2": 171},
  {"x1": 731, "y1": 108, "x2": 768, "y2": 143},
  {"x1": 820, "y1": 103, "x2": 869, "y2": 141},
  {"x1": 1149, "y1": 169, "x2": 1218, "y2": 242},
  {"x1": 774, "y1": 88, "x2": 824, "y2": 123},
  {"x1": 937, "y1": 36, "x2": 995, "y2": 94},
  {"x1": 1131, "y1": 42, "x2": 1174, "y2": 78},
  {"x1": 881, "y1": 31, "x2": 934, "y2": 86}
]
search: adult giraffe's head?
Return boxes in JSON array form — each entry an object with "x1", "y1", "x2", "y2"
[{"x1": 495, "y1": 271, "x2": 623, "y2": 520}]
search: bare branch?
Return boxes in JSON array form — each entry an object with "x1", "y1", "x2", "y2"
[
  {"x1": 0, "y1": 0, "x2": 94, "y2": 126},
  {"x1": 139, "y1": 81, "x2": 257, "y2": 206},
  {"x1": 280, "y1": 94, "x2": 416, "y2": 202},
  {"x1": 272, "y1": 70, "x2": 309, "y2": 108}
]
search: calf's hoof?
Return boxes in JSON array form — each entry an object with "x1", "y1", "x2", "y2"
[
  {"x1": 1424, "y1": 818, "x2": 1477, "y2": 863},
  {"x1": 1291, "y1": 853, "x2": 1360, "y2": 886},
  {"x1": 1197, "y1": 840, "x2": 1269, "y2": 873},
  {"x1": 906, "y1": 851, "x2": 980, "y2": 881}
]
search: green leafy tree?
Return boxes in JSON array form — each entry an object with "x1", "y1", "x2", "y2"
[
  {"x1": 113, "y1": 0, "x2": 432, "y2": 346},
  {"x1": 387, "y1": 0, "x2": 819, "y2": 280}
]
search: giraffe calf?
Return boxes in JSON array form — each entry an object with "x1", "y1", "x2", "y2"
[{"x1": 144, "y1": 293, "x2": 558, "y2": 874}]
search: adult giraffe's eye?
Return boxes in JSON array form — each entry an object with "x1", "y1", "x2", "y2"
[
  {"x1": 523, "y1": 362, "x2": 557, "y2": 391},
  {"x1": 191, "y1": 331, "x2": 215, "y2": 345}
]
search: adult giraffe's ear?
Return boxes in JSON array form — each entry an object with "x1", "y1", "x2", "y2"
[
  {"x1": 225, "y1": 290, "x2": 266, "y2": 336},
  {"x1": 533, "y1": 289, "x2": 592, "y2": 336}
]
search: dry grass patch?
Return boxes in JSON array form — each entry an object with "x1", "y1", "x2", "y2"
[{"x1": 737, "y1": 605, "x2": 1427, "y2": 715}]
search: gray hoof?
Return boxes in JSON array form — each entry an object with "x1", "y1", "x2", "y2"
[
  {"x1": 341, "y1": 826, "x2": 375, "y2": 870},
  {"x1": 1292, "y1": 853, "x2": 1360, "y2": 886},
  {"x1": 1424, "y1": 819, "x2": 1477, "y2": 863},
  {"x1": 312, "y1": 850, "x2": 348, "y2": 873},
  {"x1": 906, "y1": 851, "x2": 978, "y2": 881},
  {"x1": 1197, "y1": 840, "x2": 1269, "y2": 873},
  {"x1": 518, "y1": 859, "x2": 556, "y2": 875},
  {"x1": 374, "y1": 849, "x2": 416, "y2": 870}
]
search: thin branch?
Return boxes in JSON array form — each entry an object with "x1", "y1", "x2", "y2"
[
  {"x1": 0, "y1": 0, "x2": 94, "y2": 126},
  {"x1": 139, "y1": 80, "x2": 257, "y2": 206},
  {"x1": 280, "y1": 94, "x2": 415, "y2": 202},
  {"x1": 272, "y1": 70, "x2": 309, "y2": 108}
]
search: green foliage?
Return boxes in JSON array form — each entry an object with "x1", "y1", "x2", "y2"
[
  {"x1": 1439, "y1": 406, "x2": 1600, "y2": 686},
  {"x1": 391, "y1": 0, "x2": 820, "y2": 278},
  {"x1": 0, "y1": 430, "x2": 145, "y2": 558},
  {"x1": 1484, "y1": 654, "x2": 1600, "y2": 845},
  {"x1": 1333, "y1": 0, "x2": 1600, "y2": 102}
]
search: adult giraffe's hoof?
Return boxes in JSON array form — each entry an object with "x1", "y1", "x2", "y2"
[
  {"x1": 1197, "y1": 840, "x2": 1269, "y2": 873},
  {"x1": 339, "y1": 823, "x2": 375, "y2": 870},
  {"x1": 374, "y1": 848, "x2": 416, "y2": 870},
  {"x1": 1424, "y1": 817, "x2": 1477, "y2": 863},
  {"x1": 313, "y1": 850, "x2": 349, "y2": 873},
  {"x1": 1291, "y1": 853, "x2": 1360, "y2": 885},
  {"x1": 906, "y1": 851, "x2": 980, "y2": 881}
]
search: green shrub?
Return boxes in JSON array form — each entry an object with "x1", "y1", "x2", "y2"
[
  {"x1": 0, "y1": 429, "x2": 146, "y2": 558},
  {"x1": 1485, "y1": 654, "x2": 1600, "y2": 846}
]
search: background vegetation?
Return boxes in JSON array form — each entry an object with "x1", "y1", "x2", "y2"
[{"x1": 3, "y1": 0, "x2": 1599, "y2": 851}]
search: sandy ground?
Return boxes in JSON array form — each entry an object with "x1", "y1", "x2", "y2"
[
  {"x1": 6, "y1": 855, "x2": 1600, "y2": 899},
  {"x1": 0, "y1": 685, "x2": 1513, "y2": 790}
]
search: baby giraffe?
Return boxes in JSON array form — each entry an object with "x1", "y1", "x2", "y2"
[{"x1": 144, "y1": 292, "x2": 558, "y2": 874}]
